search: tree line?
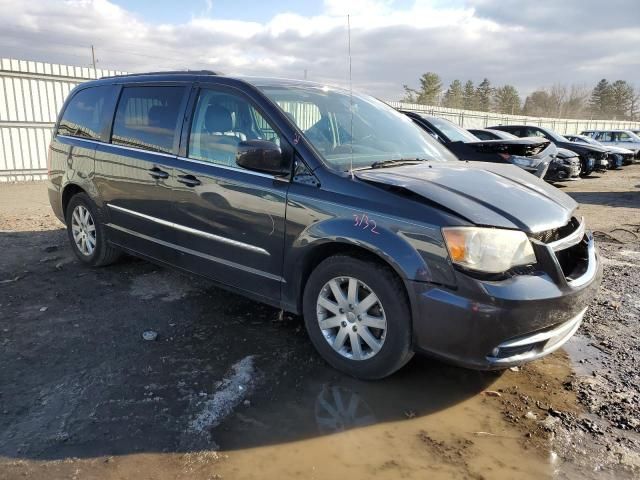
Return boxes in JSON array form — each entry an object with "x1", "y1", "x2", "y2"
[{"x1": 401, "y1": 73, "x2": 640, "y2": 120}]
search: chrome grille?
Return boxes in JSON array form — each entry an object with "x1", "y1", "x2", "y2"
[
  {"x1": 531, "y1": 217, "x2": 589, "y2": 282},
  {"x1": 530, "y1": 217, "x2": 581, "y2": 244}
]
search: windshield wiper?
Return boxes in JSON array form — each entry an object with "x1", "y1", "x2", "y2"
[{"x1": 369, "y1": 158, "x2": 428, "y2": 169}]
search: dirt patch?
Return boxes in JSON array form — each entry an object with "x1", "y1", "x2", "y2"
[{"x1": 1, "y1": 167, "x2": 639, "y2": 479}]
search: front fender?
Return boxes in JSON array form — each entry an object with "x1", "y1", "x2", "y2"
[
  {"x1": 299, "y1": 216, "x2": 433, "y2": 280},
  {"x1": 282, "y1": 212, "x2": 457, "y2": 313}
]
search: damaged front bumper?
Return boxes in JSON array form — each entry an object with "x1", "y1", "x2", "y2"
[{"x1": 409, "y1": 224, "x2": 601, "y2": 370}]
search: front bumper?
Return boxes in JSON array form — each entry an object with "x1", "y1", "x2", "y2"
[
  {"x1": 410, "y1": 230, "x2": 601, "y2": 369},
  {"x1": 595, "y1": 158, "x2": 608, "y2": 171},
  {"x1": 544, "y1": 159, "x2": 580, "y2": 181}
]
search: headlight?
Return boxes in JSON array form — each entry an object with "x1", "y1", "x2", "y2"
[
  {"x1": 442, "y1": 227, "x2": 536, "y2": 273},
  {"x1": 510, "y1": 156, "x2": 537, "y2": 168}
]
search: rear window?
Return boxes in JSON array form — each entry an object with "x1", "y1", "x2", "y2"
[
  {"x1": 58, "y1": 86, "x2": 113, "y2": 140},
  {"x1": 111, "y1": 86, "x2": 186, "y2": 154}
]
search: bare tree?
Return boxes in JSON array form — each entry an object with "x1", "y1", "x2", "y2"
[
  {"x1": 630, "y1": 86, "x2": 640, "y2": 121},
  {"x1": 564, "y1": 84, "x2": 590, "y2": 119},
  {"x1": 549, "y1": 83, "x2": 567, "y2": 118}
]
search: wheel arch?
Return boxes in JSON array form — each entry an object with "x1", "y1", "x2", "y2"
[
  {"x1": 61, "y1": 183, "x2": 87, "y2": 221},
  {"x1": 289, "y1": 239, "x2": 415, "y2": 318}
]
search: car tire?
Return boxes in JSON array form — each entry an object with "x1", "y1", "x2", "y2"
[
  {"x1": 65, "y1": 192, "x2": 121, "y2": 267},
  {"x1": 303, "y1": 255, "x2": 413, "y2": 380}
]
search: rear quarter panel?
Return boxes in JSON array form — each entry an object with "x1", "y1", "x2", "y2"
[{"x1": 47, "y1": 136, "x2": 100, "y2": 223}]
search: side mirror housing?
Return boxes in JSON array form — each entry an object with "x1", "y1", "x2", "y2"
[{"x1": 236, "y1": 140, "x2": 289, "y2": 176}]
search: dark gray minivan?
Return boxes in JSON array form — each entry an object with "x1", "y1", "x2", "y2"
[{"x1": 48, "y1": 72, "x2": 601, "y2": 379}]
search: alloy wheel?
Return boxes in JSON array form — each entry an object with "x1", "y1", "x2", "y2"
[
  {"x1": 71, "y1": 205, "x2": 96, "y2": 256},
  {"x1": 316, "y1": 276, "x2": 387, "y2": 361}
]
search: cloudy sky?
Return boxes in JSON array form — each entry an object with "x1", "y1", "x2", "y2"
[{"x1": 1, "y1": 0, "x2": 638, "y2": 99}]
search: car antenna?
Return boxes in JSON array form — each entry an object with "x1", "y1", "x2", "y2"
[{"x1": 347, "y1": 14, "x2": 354, "y2": 179}]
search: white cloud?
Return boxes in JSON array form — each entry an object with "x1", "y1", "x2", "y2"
[{"x1": 0, "y1": 0, "x2": 638, "y2": 100}]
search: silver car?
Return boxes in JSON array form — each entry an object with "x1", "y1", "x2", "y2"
[
  {"x1": 565, "y1": 134, "x2": 634, "y2": 167},
  {"x1": 580, "y1": 129, "x2": 640, "y2": 160}
]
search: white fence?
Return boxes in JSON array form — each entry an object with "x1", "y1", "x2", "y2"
[
  {"x1": 0, "y1": 58, "x2": 126, "y2": 182},
  {"x1": 1, "y1": 57, "x2": 639, "y2": 182},
  {"x1": 388, "y1": 102, "x2": 640, "y2": 134}
]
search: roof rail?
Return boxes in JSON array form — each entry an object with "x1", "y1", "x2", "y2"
[{"x1": 100, "y1": 70, "x2": 219, "y2": 79}]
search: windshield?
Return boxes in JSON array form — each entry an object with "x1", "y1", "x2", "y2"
[
  {"x1": 580, "y1": 136, "x2": 600, "y2": 146},
  {"x1": 571, "y1": 135, "x2": 599, "y2": 146},
  {"x1": 542, "y1": 128, "x2": 570, "y2": 143},
  {"x1": 425, "y1": 116, "x2": 479, "y2": 143},
  {"x1": 492, "y1": 130, "x2": 518, "y2": 140},
  {"x1": 258, "y1": 85, "x2": 457, "y2": 170}
]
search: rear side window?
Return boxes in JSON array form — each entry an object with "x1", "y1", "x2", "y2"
[
  {"x1": 58, "y1": 86, "x2": 112, "y2": 140},
  {"x1": 596, "y1": 132, "x2": 613, "y2": 142},
  {"x1": 111, "y1": 86, "x2": 186, "y2": 154}
]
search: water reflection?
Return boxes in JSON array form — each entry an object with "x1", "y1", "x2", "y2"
[
  {"x1": 212, "y1": 357, "x2": 552, "y2": 480},
  {"x1": 315, "y1": 385, "x2": 377, "y2": 434},
  {"x1": 211, "y1": 356, "x2": 494, "y2": 450}
]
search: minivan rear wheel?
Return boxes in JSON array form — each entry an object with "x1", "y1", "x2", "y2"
[
  {"x1": 66, "y1": 193, "x2": 121, "y2": 267},
  {"x1": 303, "y1": 255, "x2": 413, "y2": 379}
]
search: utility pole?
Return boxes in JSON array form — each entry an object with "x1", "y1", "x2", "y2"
[{"x1": 91, "y1": 45, "x2": 97, "y2": 71}]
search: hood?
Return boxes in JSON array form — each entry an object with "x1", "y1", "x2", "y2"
[
  {"x1": 604, "y1": 145, "x2": 634, "y2": 154},
  {"x1": 557, "y1": 141, "x2": 607, "y2": 155},
  {"x1": 556, "y1": 147, "x2": 579, "y2": 159},
  {"x1": 464, "y1": 137, "x2": 552, "y2": 157},
  {"x1": 356, "y1": 162, "x2": 577, "y2": 233}
]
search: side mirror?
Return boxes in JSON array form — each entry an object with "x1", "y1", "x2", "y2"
[{"x1": 236, "y1": 140, "x2": 289, "y2": 176}]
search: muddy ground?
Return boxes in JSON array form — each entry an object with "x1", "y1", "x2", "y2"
[{"x1": 0, "y1": 166, "x2": 639, "y2": 479}]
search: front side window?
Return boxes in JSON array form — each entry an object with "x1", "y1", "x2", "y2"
[
  {"x1": 188, "y1": 89, "x2": 281, "y2": 168},
  {"x1": 111, "y1": 86, "x2": 186, "y2": 154},
  {"x1": 258, "y1": 85, "x2": 456, "y2": 171},
  {"x1": 616, "y1": 132, "x2": 632, "y2": 142},
  {"x1": 58, "y1": 86, "x2": 112, "y2": 140},
  {"x1": 524, "y1": 128, "x2": 544, "y2": 138}
]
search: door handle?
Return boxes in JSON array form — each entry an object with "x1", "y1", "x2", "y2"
[
  {"x1": 148, "y1": 167, "x2": 169, "y2": 180},
  {"x1": 177, "y1": 174, "x2": 201, "y2": 187}
]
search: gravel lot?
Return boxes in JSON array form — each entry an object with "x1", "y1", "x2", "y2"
[{"x1": 0, "y1": 166, "x2": 639, "y2": 479}]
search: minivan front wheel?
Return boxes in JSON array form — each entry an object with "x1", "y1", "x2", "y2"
[
  {"x1": 303, "y1": 255, "x2": 413, "y2": 379},
  {"x1": 66, "y1": 193, "x2": 121, "y2": 267}
]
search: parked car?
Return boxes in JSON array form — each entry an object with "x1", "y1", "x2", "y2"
[
  {"x1": 470, "y1": 128, "x2": 581, "y2": 182},
  {"x1": 580, "y1": 129, "x2": 640, "y2": 160},
  {"x1": 565, "y1": 134, "x2": 633, "y2": 168},
  {"x1": 490, "y1": 125, "x2": 609, "y2": 175},
  {"x1": 47, "y1": 72, "x2": 601, "y2": 379},
  {"x1": 401, "y1": 113, "x2": 554, "y2": 178}
]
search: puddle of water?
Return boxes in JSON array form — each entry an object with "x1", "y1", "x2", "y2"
[
  {"x1": 562, "y1": 334, "x2": 608, "y2": 376},
  {"x1": 210, "y1": 358, "x2": 552, "y2": 480}
]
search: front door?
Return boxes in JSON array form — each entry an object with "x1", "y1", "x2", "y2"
[{"x1": 169, "y1": 86, "x2": 290, "y2": 302}]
